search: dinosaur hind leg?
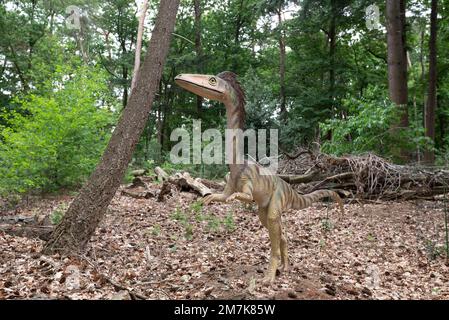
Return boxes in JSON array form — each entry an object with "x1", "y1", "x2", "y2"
[
  {"x1": 280, "y1": 231, "x2": 289, "y2": 272},
  {"x1": 259, "y1": 205, "x2": 289, "y2": 274},
  {"x1": 263, "y1": 198, "x2": 283, "y2": 284},
  {"x1": 258, "y1": 206, "x2": 268, "y2": 228}
]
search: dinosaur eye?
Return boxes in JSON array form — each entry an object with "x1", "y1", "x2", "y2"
[{"x1": 209, "y1": 77, "x2": 217, "y2": 86}]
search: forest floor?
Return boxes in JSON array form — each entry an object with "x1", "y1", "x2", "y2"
[{"x1": 1, "y1": 182, "x2": 449, "y2": 300}]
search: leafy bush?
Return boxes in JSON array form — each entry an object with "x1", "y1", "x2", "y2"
[
  {"x1": 320, "y1": 86, "x2": 429, "y2": 159},
  {"x1": 0, "y1": 65, "x2": 115, "y2": 195}
]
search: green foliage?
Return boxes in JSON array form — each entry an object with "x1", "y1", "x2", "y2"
[
  {"x1": 171, "y1": 206, "x2": 195, "y2": 240},
  {"x1": 171, "y1": 207, "x2": 188, "y2": 223},
  {"x1": 50, "y1": 203, "x2": 68, "y2": 225},
  {"x1": 190, "y1": 200, "x2": 203, "y2": 215},
  {"x1": 184, "y1": 223, "x2": 194, "y2": 240},
  {"x1": 1, "y1": 0, "x2": 449, "y2": 198},
  {"x1": 0, "y1": 65, "x2": 115, "y2": 195},
  {"x1": 321, "y1": 219, "x2": 333, "y2": 233},
  {"x1": 206, "y1": 213, "x2": 221, "y2": 233},
  {"x1": 150, "y1": 224, "x2": 161, "y2": 236},
  {"x1": 320, "y1": 86, "x2": 419, "y2": 158},
  {"x1": 223, "y1": 212, "x2": 236, "y2": 232},
  {"x1": 123, "y1": 169, "x2": 135, "y2": 184}
]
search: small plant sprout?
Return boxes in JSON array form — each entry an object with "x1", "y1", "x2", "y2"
[
  {"x1": 190, "y1": 200, "x2": 203, "y2": 214},
  {"x1": 223, "y1": 211, "x2": 236, "y2": 232},
  {"x1": 206, "y1": 214, "x2": 221, "y2": 233},
  {"x1": 50, "y1": 203, "x2": 68, "y2": 225},
  {"x1": 151, "y1": 224, "x2": 161, "y2": 236}
]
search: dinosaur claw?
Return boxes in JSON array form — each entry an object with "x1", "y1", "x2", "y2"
[
  {"x1": 262, "y1": 275, "x2": 276, "y2": 285},
  {"x1": 280, "y1": 264, "x2": 289, "y2": 272}
]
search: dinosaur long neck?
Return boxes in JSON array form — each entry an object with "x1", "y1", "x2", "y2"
[{"x1": 224, "y1": 98, "x2": 245, "y2": 179}]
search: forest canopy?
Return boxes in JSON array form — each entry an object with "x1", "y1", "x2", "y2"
[{"x1": 0, "y1": 0, "x2": 448, "y2": 196}]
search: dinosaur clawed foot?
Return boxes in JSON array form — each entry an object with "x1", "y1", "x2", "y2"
[
  {"x1": 225, "y1": 193, "x2": 238, "y2": 203},
  {"x1": 280, "y1": 263, "x2": 289, "y2": 272},
  {"x1": 202, "y1": 193, "x2": 226, "y2": 205},
  {"x1": 262, "y1": 273, "x2": 276, "y2": 285},
  {"x1": 261, "y1": 262, "x2": 290, "y2": 285},
  {"x1": 202, "y1": 195, "x2": 214, "y2": 205}
]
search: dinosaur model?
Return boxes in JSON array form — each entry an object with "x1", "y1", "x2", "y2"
[{"x1": 175, "y1": 71, "x2": 343, "y2": 283}]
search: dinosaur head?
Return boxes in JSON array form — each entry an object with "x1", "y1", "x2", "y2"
[
  {"x1": 174, "y1": 73, "x2": 227, "y2": 102},
  {"x1": 175, "y1": 72, "x2": 244, "y2": 105},
  {"x1": 175, "y1": 71, "x2": 245, "y2": 129}
]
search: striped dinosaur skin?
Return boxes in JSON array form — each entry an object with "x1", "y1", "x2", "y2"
[{"x1": 175, "y1": 72, "x2": 343, "y2": 283}]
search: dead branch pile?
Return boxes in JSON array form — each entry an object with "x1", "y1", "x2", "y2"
[
  {"x1": 278, "y1": 150, "x2": 449, "y2": 200},
  {"x1": 123, "y1": 167, "x2": 220, "y2": 201}
]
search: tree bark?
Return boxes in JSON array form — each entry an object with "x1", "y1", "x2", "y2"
[
  {"x1": 130, "y1": 0, "x2": 149, "y2": 95},
  {"x1": 42, "y1": 0, "x2": 180, "y2": 255},
  {"x1": 278, "y1": 8, "x2": 287, "y2": 121},
  {"x1": 424, "y1": 0, "x2": 438, "y2": 164},
  {"x1": 386, "y1": 0, "x2": 409, "y2": 159},
  {"x1": 193, "y1": 0, "x2": 204, "y2": 115},
  {"x1": 329, "y1": 0, "x2": 337, "y2": 114}
]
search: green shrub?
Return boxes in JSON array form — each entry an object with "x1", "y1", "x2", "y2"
[
  {"x1": 320, "y1": 86, "x2": 430, "y2": 161},
  {"x1": 0, "y1": 65, "x2": 115, "y2": 195},
  {"x1": 50, "y1": 203, "x2": 68, "y2": 225}
]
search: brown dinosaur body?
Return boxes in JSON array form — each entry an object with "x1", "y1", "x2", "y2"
[{"x1": 175, "y1": 71, "x2": 343, "y2": 283}]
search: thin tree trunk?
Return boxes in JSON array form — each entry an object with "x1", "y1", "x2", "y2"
[
  {"x1": 386, "y1": 0, "x2": 409, "y2": 159},
  {"x1": 122, "y1": 64, "x2": 128, "y2": 108},
  {"x1": 193, "y1": 0, "x2": 203, "y2": 115},
  {"x1": 278, "y1": 8, "x2": 287, "y2": 121},
  {"x1": 130, "y1": 0, "x2": 149, "y2": 94},
  {"x1": 42, "y1": 0, "x2": 180, "y2": 255},
  {"x1": 231, "y1": 0, "x2": 244, "y2": 71},
  {"x1": 329, "y1": 0, "x2": 336, "y2": 114},
  {"x1": 424, "y1": 0, "x2": 438, "y2": 164}
]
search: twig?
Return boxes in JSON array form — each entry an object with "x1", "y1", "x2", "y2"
[{"x1": 102, "y1": 275, "x2": 149, "y2": 300}]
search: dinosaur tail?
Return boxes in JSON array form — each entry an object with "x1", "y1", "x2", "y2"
[{"x1": 290, "y1": 189, "x2": 344, "y2": 214}]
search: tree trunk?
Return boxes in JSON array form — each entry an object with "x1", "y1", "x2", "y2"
[
  {"x1": 386, "y1": 0, "x2": 409, "y2": 159},
  {"x1": 42, "y1": 0, "x2": 180, "y2": 255},
  {"x1": 424, "y1": 0, "x2": 438, "y2": 164},
  {"x1": 130, "y1": 0, "x2": 149, "y2": 95},
  {"x1": 193, "y1": 0, "x2": 204, "y2": 115},
  {"x1": 122, "y1": 63, "x2": 129, "y2": 108},
  {"x1": 329, "y1": 0, "x2": 337, "y2": 114},
  {"x1": 278, "y1": 8, "x2": 287, "y2": 121}
]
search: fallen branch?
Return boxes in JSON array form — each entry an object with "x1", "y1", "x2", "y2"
[
  {"x1": 121, "y1": 189, "x2": 155, "y2": 199},
  {"x1": 0, "y1": 224, "x2": 54, "y2": 241},
  {"x1": 154, "y1": 166, "x2": 169, "y2": 182},
  {"x1": 0, "y1": 215, "x2": 36, "y2": 224},
  {"x1": 168, "y1": 172, "x2": 212, "y2": 197},
  {"x1": 310, "y1": 172, "x2": 356, "y2": 191},
  {"x1": 278, "y1": 171, "x2": 321, "y2": 184},
  {"x1": 102, "y1": 275, "x2": 149, "y2": 300}
]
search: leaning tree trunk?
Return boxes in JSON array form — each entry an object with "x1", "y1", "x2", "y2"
[
  {"x1": 386, "y1": 0, "x2": 409, "y2": 159},
  {"x1": 42, "y1": 0, "x2": 180, "y2": 255},
  {"x1": 424, "y1": 0, "x2": 438, "y2": 164}
]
